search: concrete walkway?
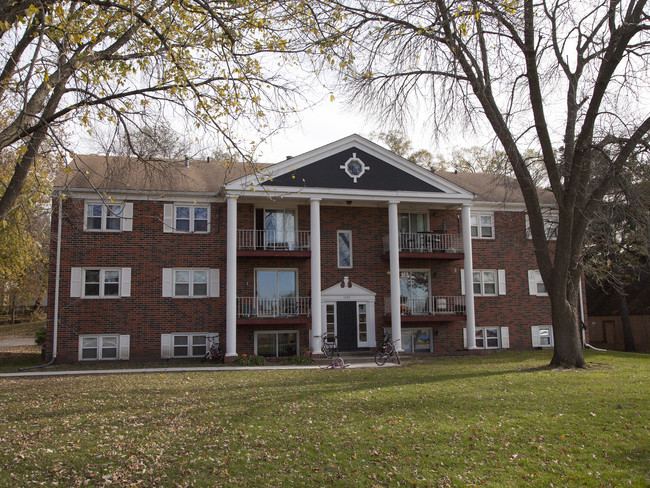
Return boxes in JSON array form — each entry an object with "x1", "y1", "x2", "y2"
[
  {"x1": 0, "y1": 337, "x2": 36, "y2": 351},
  {"x1": 0, "y1": 359, "x2": 395, "y2": 379}
]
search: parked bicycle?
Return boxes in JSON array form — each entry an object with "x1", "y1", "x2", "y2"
[
  {"x1": 375, "y1": 334, "x2": 401, "y2": 366},
  {"x1": 318, "y1": 333, "x2": 339, "y2": 360},
  {"x1": 202, "y1": 335, "x2": 224, "y2": 363}
]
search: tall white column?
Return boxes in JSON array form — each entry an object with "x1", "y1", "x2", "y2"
[
  {"x1": 388, "y1": 201, "x2": 403, "y2": 350},
  {"x1": 462, "y1": 204, "x2": 477, "y2": 349},
  {"x1": 226, "y1": 196, "x2": 238, "y2": 357},
  {"x1": 310, "y1": 198, "x2": 322, "y2": 354}
]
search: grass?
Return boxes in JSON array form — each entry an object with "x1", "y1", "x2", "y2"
[
  {"x1": 0, "y1": 319, "x2": 44, "y2": 338},
  {"x1": 0, "y1": 351, "x2": 647, "y2": 487}
]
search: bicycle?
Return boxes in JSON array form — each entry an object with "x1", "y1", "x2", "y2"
[
  {"x1": 202, "y1": 335, "x2": 224, "y2": 363},
  {"x1": 374, "y1": 335, "x2": 401, "y2": 366},
  {"x1": 318, "y1": 333, "x2": 339, "y2": 360}
]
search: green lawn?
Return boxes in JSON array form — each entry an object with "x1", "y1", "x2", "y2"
[
  {"x1": 0, "y1": 319, "x2": 44, "y2": 338},
  {"x1": 0, "y1": 351, "x2": 647, "y2": 487}
]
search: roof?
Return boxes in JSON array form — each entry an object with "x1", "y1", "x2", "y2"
[
  {"x1": 56, "y1": 154, "x2": 262, "y2": 194},
  {"x1": 438, "y1": 171, "x2": 556, "y2": 206},
  {"x1": 57, "y1": 138, "x2": 555, "y2": 207}
]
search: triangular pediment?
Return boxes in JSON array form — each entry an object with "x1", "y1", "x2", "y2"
[
  {"x1": 322, "y1": 278, "x2": 376, "y2": 298},
  {"x1": 225, "y1": 134, "x2": 474, "y2": 203}
]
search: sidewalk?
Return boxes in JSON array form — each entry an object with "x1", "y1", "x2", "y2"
[
  {"x1": 0, "y1": 359, "x2": 395, "y2": 379},
  {"x1": 0, "y1": 337, "x2": 36, "y2": 351}
]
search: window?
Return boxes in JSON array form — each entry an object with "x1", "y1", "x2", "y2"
[
  {"x1": 160, "y1": 333, "x2": 218, "y2": 359},
  {"x1": 461, "y1": 269, "x2": 506, "y2": 296},
  {"x1": 526, "y1": 214, "x2": 558, "y2": 240},
  {"x1": 401, "y1": 328, "x2": 433, "y2": 353},
  {"x1": 255, "y1": 208, "x2": 296, "y2": 249},
  {"x1": 337, "y1": 230, "x2": 352, "y2": 268},
  {"x1": 255, "y1": 331, "x2": 298, "y2": 357},
  {"x1": 531, "y1": 326, "x2": 554, "y2": 347},
  {"x1": 464, "y1": 327, "x2": 509, "y2": 349},
  {"x1": 175, "y1": 269, "x2": 208, "y2": 297},
  {"x1": 473, "y1": 270, "x2": 497, "y2": 296},
  {"x1": 400, "y1": 270, "x2": 430, "y2": 314},
  {"x1": 325, "y1": 304, "x2": 336, "y2": 339},
  {"x1": 476, "y1": 327, "x2": 500, "y2": 348},
  {"x1": 173, "y1": 334, "x2": 207, "y2": 357},
  {"x1": 85, "y1": 202, "x2": 132, "y2": 231},
  {"x1": 163, "y1": 204, "x2": 210, "y2": 233},
  {"x1": 162, "y1": 268, "x2": 219, "y2": 298},
  {"x1": 358, "y1": 303, "x2": 368, "y2": 342},
  {"x1": 399, "y1": 212, "x2": 428, "y2": 233},
  {"x1": 470, "y1": 213, "x2": 494, "y2": 238},
  {"x1": 528, "y1": 270, "x2": 548, "y2": 296},
  {"x1": 79, "y1": 335, "x2": 129, "y2": 360},
  {"x1": 256, "y1": 269, "x2": 297, "y2": 316},
  {"x1": 70, "y1": 268, "x2": 131, "y2": 298}
]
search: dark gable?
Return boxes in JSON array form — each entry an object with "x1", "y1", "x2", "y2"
[{"x1": 263, "y1": 147, "x2": 443, "y2": 193}]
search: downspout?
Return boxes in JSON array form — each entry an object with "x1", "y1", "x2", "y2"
[{"x1": 20, "y1": 196, "x2": 61, "y2": 370}]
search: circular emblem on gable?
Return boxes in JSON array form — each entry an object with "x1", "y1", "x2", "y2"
[{"x1": 340, "y1": 153, "x2": 370, "y2": 183}]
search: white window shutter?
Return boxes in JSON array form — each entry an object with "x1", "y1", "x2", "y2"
[
  {"x1": 70, "y1": 267, "x2": 82, "y2": 297},
  {"x1": 121, "y1": 268, "x2": 131, "y2": 297},
  {"x1": 122, "y1": 203, "x2": 133, "y2": 231},
  {"x1": 163, "y1": 204, "x2": 174, "y2": 233},
  {"x1": 462, "y1": 328, "x2": 467, "y2": 348},
  {"x1": 119, "y1": 335, "x2": 130, "y2": 360},
  {"x1": 162, "y1": 268, "x2": 173, "y2": 297},
  {"x1": 161, "y1": 334, "x2": 171, "y2": 359},
  {"x1": 528, "y1": 270, "x2": 537, "y2": 295},
  {"x1": 500, "y1": 327, "x2": 510, "y2": 348},
  {"x1": 531, "y1": 326, "x2": 540, "y2": 347},
  {"x1": 498, "y1": 270, "x2": 506, "y2": 295},
  {"x1": 460, "y1": 270, "x2": 465, "y2": 295},
  {"x1": 209, "y1": 269, "x2": 220, "y2": 297}
]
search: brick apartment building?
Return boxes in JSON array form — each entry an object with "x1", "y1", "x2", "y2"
[{"x1": 46, "y1": 134, "x2": 569, "y2": 362}]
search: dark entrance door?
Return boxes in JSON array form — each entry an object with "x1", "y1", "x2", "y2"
[{"x1": 337, "y1": 301, "x2": 357, "y2": 351}]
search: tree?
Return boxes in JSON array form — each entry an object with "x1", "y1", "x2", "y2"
[
  {"x1": 583, "y1": 147, "x2": 650, "y2": 351},
  {"x1": 0, "y1": 0, "x2": 304, "y2": 221},
  {"x1": 302, "y1": 0, "x2": 650, "y2": 367},
  {"x1": 0, "y1": 141, "x2": 59, "y2": 321},
  {"x1": 371, "y1": 130, "x2": 437, "y2": 168}
]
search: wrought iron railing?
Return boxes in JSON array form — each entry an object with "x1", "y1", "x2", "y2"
[
  {"x1": 383, "y1": 233, "x2": 463, "y2": 253},
  {"x1": 237, "y1": 297, "x2": 311, "y2": 318},
  {"x1": 384, "y1": 296, "x2": 466, "y2": 315},
  {"x1": 238, "y1": 229, "x2": 311, "y2": 251}
]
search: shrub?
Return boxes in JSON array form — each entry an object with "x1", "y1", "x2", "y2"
[
  {"x1": 35, "y1": 326, "x2": 46, "y2": 345},
  {"x1": 232, "y1": 354, "x2": 265, "y2": 366},
  {"x1": 284, "y1": 354, "x2": 313, "y2": 365}
]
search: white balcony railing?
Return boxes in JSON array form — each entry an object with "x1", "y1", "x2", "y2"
[
  {"x1": 237, "y1": 297, "x2": 311, "y2": 318},
  {"x1": 384, "y1": 296, "x2": 466, "y2": 316},
  {"x1": 383, "y1": 233, "x2": 463, "y2": 253},
  {"x1": 238, "y1": 229, "x2": 310, "y2": 251}
]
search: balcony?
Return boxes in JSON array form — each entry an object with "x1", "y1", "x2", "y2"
[
  {"x1": 384, "y1": 296, "x2": 466, "y2": 322},
  {"x1": 382, "y1": 232, "x2": 463, "y2": 260},
  {"x1": 237, "y1": 297, "x2": 311, "y2": 323},
  {"x1": 237, "y1": 229, "x2": 311, "y2": 257}
]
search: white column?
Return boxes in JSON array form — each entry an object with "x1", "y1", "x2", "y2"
[
  {"x1": 226, "y1": 196, "x2": 238, "y2": 357},
  {"x1": 310, "y1": 198, "x2": 322, "y2": 354},
  {"x1": 388, "y1": 201, "x2": 403, "y2": 350},
  {"x1": 462, "y1": 204, "x2": 477, "y2": 349}
]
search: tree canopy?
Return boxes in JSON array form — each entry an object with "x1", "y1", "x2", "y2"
[
  {"x1": 0, "y1": 0, "x2": 306, "y2": 220},
  {"x1": 299, "y1": 0, "x2": 650, "y2": 367}
]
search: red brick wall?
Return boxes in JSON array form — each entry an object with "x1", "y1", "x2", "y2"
[{"x1": 47, "y1": 199, "x2": 557, "y2": 362}]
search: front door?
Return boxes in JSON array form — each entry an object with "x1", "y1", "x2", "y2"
[{"x1": 336, "y1": 301, "x2": 357, "y2": 351}]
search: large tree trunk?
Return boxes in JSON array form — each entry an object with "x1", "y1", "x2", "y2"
[
  {"x1": 618, "y1": 290, "x2": 636, "y2": 352},
  {"x1": 549, "y1": 289, "x2": 586, "y2": 368}
]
